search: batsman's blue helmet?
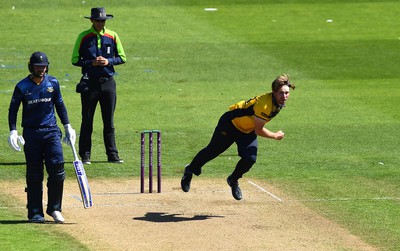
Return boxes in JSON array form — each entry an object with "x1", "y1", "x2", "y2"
[{"x1": 28, "y1": 51, "x2": 49, "y2": 73}]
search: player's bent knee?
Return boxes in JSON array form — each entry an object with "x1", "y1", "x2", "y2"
[
  {"x1": 242, "y1": 156, "x2": 256, "y2": 165},
  {"x1": 239, "y1": 158, "x2": 256, "y2": 173},
  {"x1": 47, "y1": 162, "x2": 66, "y2": 182}
]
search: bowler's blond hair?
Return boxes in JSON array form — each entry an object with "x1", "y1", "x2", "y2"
[{"x1": 271, "y1": 74, "x2": 295, "y2": 92}]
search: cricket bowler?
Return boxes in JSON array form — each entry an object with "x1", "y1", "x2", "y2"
[{"x1": 181, "y1": 74, "x2": 295, "y2": 200}]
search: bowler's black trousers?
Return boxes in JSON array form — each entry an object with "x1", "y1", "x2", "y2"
[{"x1": 188, "y1": 111, "x2": 258, "y2": 181}]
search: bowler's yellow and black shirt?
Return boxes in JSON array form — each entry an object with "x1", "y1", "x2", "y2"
[{"x1": 229, "y1": 92, "x2": 281, "y2": 133}]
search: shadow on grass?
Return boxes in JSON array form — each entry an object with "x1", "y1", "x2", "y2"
[
  {"x1": 0, "y1": 160, "x2": 118, "y2": 166},
  {"x1": 0, "y1": 162, "x2": 26, "y2": 166},
  {"x1": 0, "y1": 220, "x2": 30, "y2": 224},
  {"x1": 0, "y1": 220, "x2": 77, "y2": 225},
  {"x1": 133, "y1": 212, "x2": 224, "y2": 223}
]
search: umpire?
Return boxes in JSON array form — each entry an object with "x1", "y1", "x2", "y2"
[
  {"x1": 71, "y1": 7, "x2": 126, "y2": 164},
  {"x1": 8, "y1": 52, "x2": 76, "y2": 223}
]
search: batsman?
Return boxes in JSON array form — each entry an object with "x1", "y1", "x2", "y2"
[{"x1": 7, "y1": 52, "x2": 76, "y2": 223}]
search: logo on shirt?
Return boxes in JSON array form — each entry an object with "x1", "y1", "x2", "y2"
[
  {"x1": 261, "y1": 112, "x2": 272, "y2": 122},
  {"x1": 47, "y1": 87, "x2": 54, "y2": 93},
  {"x1": 27, "y1": 98, "x2": 51, "y2": 105}
]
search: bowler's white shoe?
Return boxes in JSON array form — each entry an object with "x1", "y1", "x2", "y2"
[
  {"x1": 51, "y1": 211, "x2": 65, "y2": 224},
  {"x1": 30, "y1": 214, "x2": 45, "y2": 223}
]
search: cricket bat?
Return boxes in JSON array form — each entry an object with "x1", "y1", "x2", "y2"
[{"x1": 70, "y1": 143, "x2": 93, "y2": 209}]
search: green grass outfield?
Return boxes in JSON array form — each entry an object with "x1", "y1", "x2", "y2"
[{"x1": 1, "y1": 0, "x2": 399, "y2": 250}]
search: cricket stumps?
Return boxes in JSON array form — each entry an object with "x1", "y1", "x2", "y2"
[{"x1": 140, "y1": 130, "x2": 162, "y2": 193}]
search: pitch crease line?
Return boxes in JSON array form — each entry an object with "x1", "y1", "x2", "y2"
[
  {"x1": 248, "y1": 181, "x2": 283, "y2": 202},
  {"x1": 71, "y1": 194, "x2": 83, "y2": 202}
]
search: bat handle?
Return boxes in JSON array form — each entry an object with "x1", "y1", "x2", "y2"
[{"x1": 70, "y1": 143, "x2": 80, "y2": 161}]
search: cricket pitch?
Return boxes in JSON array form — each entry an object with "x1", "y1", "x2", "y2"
[{"x1": 1, "y1": 178, "x2": 377, "y2": 251}]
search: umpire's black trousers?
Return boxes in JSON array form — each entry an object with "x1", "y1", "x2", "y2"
[{"x1": 79, "y1": 77, "x2": 119, "y2": 160}]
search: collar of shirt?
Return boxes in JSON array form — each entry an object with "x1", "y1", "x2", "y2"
[{"x1": 91, "y1": 25, "x2": 106, "y2": 35}]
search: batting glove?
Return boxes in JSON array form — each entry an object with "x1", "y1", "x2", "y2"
[
  {"x1": 63, "y1": 124, "x2": 76, "y2": 146},
  {"x1": 8, "y1": 130, "x2": 25, "y2": 152}
]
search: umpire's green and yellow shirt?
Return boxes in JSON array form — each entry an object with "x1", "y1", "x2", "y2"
[
  {"x1": 71, "y1": 26, "x2": 126, "y2": 79},
  {"x1": 229, "y1": 92, "x2": 281, "y2": 133}
]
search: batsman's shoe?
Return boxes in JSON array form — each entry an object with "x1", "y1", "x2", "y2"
[
  {"x1": 51, "y1": 211, "x2": 65, "y2": 224},
  {"x1": 227, "y1": 176, "x2": 242, "y2": 200},
  {"x1": 181, "y1": 165, "x2": 193, "y2": 192},
  {"x1": 30, "y1": 214, "x2": 45, "y2": 223}
]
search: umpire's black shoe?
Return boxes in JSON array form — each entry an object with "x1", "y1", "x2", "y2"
[
  {"x1": 181, "y1": 165, "x2": 193, "y2": 192},
  {"x1": 108, "y1": 155, "x2": 124, "y2": 163},
  {"x1": 227, "y1": 176, "x2": 242, "y2": 200},
  {"x1": 82, "y1": 158, "x2": 91, "y2": 165}
]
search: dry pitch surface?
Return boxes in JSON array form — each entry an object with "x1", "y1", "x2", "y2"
[{"x1": 1, "y1": 178, "x2": 377, "y2": 251}]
